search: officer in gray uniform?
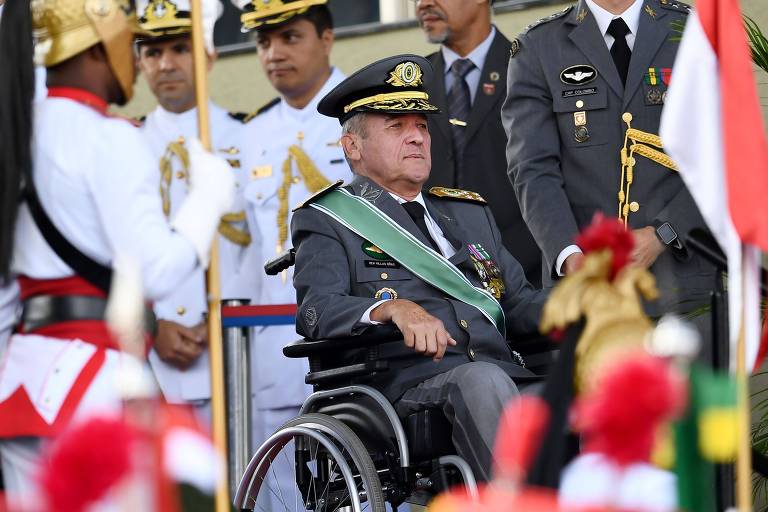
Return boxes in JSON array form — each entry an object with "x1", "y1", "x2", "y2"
[
  {"x1": 291, "y1": 54, "x2": 547, "y2": 481},
  {"x1": 503, "y1": 0, "x2": 715, "y2": 320}
]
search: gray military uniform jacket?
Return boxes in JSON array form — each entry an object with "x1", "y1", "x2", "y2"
[
  {"x1": 291, "y1": 176, "x2": 547, "y2": 401},
  {"x1": 503, "y1": 0, "x2": 715, "y2": 314}
]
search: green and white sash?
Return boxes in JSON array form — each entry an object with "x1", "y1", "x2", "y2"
[{"x1": 310, "y1": 188, "x2": 506, "y2": 337}]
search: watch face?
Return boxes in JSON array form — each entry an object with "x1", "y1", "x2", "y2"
[{"x1": 657, "y1": 222, "x2": 677, "y2": 245}]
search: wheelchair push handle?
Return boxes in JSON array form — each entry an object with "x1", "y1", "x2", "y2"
[{"x1": 265, "y1": 248, "x2": 296, "y2": 275}]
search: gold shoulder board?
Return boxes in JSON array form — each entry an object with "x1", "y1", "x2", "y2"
[
  {"x1": 428, "y1": 187, "x2": 487, "y2": 204},
  {"x1": 293, "y1": 180, "x2": 345, "y2": 211}
]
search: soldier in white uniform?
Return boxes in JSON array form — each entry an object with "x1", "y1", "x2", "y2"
[
  {"x1": 232, "y1": 0, "x2": 351, "y2": 457},
  {"x1": 135, "y1": 0, "x2": 261, "y2": 419},
  {"x1": 0, "y1": 0, "x2": 234, "y2": 502}
]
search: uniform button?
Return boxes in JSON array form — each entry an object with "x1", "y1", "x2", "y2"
[
  {"x1": 380, "y1": 272, "x2": 389, "y2": 280},
  {"x1": 469, "y1": 348, "x2": 476, "y2": 360},
  {"x1": 575, "y1": 100, "x2": 584, "y2": 108},
  {"x1": 177, "y1": 306, "x2": 186, "y2": 315},
  {"x1": 460, "y1": 319, "x2": 468, "y2": 329},
  {"x1": 292, "y1": 176, "x2": 301, "y2": 184},
  {"x1": 629, "y1": 201, "x2": 640, "y2": 213},
  {"x1": 255, "y1": 193, "x2": 263, "y2": 200},
  {"x1": 176, "y1": 171, "x2": 186, "y2": 180}
]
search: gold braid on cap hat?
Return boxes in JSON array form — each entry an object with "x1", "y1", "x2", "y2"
[
  {"x1": 139, "y1": 0, "x2": 190, "y2": 34},
  {"x1": 617, "y1": 112, "x2": 679, "y2": 227},
  {"x1": 240, "y1": 0, "x2": 326, "y2": 31}
]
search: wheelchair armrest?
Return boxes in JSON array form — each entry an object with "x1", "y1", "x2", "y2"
[
  {"x1": 283, "y1": 324, "x2": 403, "y2": 359},
  {"x1": 264, "y1": 248, "x2": 295, "y2": 276}
]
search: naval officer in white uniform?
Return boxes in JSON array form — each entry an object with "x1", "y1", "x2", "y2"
[
  {"x1": 232, "y1": 0, "x2": 352, "y2": 457},
  {"x1": 135, "y1": 0, "x2": 261, "y2": 418}
]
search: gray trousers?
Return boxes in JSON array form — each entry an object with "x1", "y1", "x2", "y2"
[{"x1": 393, "y1": 361, "x2": 519, "y2": 482}]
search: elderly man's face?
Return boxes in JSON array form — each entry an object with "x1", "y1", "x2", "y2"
[{"x1": 355, "y1": 113, "x2": 432, "y2": 190}]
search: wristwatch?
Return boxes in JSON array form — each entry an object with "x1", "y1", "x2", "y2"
[{"x1": 654, "y1": 221, "x2": 683, "y2": 250}]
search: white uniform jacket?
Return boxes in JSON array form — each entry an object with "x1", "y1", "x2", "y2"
[
  {"x1": 242, "y1": 68, "x2": 352, "y2": 410},
  {"x1": 0, "y1": 93, "x2": 203, "y2": 437},
  {"x1": 141, "y1": 102, "x2": 262, "y2": 403}
]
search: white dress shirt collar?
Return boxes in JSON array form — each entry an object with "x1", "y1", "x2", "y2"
[
  {"x1": 388, "y1": 192, "x2": 457, "y2": 258},
  {"x1": 441, "y1": 25, "x2": 496, "y2": 77},
  {"x1": 585, "y1": 0, "x2": 643, "y2": 49}
]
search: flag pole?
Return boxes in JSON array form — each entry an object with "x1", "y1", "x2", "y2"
[
  {"x1": 736, "y1": 245, "x2": 752, "y2": 511},
  {"x1": 189, "y1": 0, "x2": 230, "y2": 509}
]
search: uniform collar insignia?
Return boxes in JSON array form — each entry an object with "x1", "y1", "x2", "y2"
[{"x1": 359, "y1": 182, "x2": 383, "y2": 203}]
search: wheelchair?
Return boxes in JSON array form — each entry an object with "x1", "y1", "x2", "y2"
[{"x1": 233, "y1": 250, "x2": 556, "y2": 512}]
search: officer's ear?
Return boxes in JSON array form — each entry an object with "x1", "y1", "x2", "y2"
[
  {"x1": 320, "y1": 28, "x2": 334, "y2": 56},
  {"x1": 340, "y1": 132, "x2": 362, "y2": 165}
]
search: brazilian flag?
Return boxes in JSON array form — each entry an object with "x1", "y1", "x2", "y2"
[{"x1": 674, "y1": 365, "x2": 738, "y2": 511}]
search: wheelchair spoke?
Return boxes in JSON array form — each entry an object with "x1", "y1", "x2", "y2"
[
  {"x1": 242, "y1": 415, "x2": 385, "y2": 512},
  {"x1": 268, "y1": 452, "x2": 290, "y2": 511},
  {"x1": 282, "y1": 445, "x2": 299, "y2": 511},
  {"x1": 310, "y1": 435, "x2": 319, "y2": 511},
  {"x1": 257, "y1": 454, "x2": 291, "y2": 512}
]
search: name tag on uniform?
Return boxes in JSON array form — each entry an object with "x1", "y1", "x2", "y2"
[
  {"x1": 251, "y1": 165, "x2": 273, "y2": 179},
  {"x1": 562, "y1": 87, "x2": 597, "y2": 98}
]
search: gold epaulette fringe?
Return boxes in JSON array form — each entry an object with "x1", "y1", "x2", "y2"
[
  {"x1": 617, "y1": 113, "x2": 679, "y2": 227},
  {"x1": 276, "y1": 144, "x2": 332, "y2": 255}
]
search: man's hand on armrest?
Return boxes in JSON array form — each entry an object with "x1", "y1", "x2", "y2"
[{"x1": 370, "y1": 299, "x2": 457, "y2": 362}]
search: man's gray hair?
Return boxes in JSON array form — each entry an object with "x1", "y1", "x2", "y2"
[
  {"x1": 341, "y1": 113, "x2": 369, "y2": 173},
  {"x1": 342, "y1": 112, "x2": 369, "y2": 139}
]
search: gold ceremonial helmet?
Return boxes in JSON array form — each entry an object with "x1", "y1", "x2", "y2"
[
  {"x1": 32, "y1": 0, "x2": 140, "y2": 100},
  {"x1": 237, "y1": 0, "x2": 327, "y2": 32}
]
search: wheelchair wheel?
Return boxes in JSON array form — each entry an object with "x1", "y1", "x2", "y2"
[{"x1": 240, "y1": 413, "x2": 386, "y2": 512}]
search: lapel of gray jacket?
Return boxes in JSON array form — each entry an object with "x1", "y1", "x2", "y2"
[
  {"x1": 567, "y1": 0, "x2": 624, "y2": 99},
  {"x1": 427, "y1": 51, "x2": 452, "y2": 143},
  {"x1": 348, "y1": 176, "x2": 437, "y2": 251},
  {"x1": 424, "y1": 196, "x2": 470, "y2": 266},
  {"x1": 622, "y1": 0, "x2": 670, "y2": 109},
  {"x1": 464, "y1": 29, "x2": 511, "y2": 144}
]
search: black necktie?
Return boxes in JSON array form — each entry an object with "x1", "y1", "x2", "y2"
[
  {"x1": 402, "y1": 201, "x2": 442, "y2": 254},
  {"x1": 447, "y1": 58, "x2": 475, "y2": 163},
  {"x1": 607, "y1": 18, "x2": 631, "y2": 86}
]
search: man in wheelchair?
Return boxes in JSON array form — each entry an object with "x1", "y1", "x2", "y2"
[{"x1": 289, "y1": 54, "x2": 548, "y2": 483}]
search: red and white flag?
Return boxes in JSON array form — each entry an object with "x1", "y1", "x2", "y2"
[{"x1": 660, "y1": 0, "x2": 768, "y2": 371}]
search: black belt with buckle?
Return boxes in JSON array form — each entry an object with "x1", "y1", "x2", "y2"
[{"x1": 20, "y1": 295, "x2": 157, "y2": 335}]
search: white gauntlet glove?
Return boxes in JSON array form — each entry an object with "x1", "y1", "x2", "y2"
[{"x1": 171, "y1": 137, "x2": 235, "y2": 266}]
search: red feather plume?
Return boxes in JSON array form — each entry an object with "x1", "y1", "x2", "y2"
[
  {"x1": 575, "y1": 213, "x2": 635, "y2": 279},
  {"x1": 573, "y1": 354, "x2": 686, "y2": 466},
  {"x1": 39, "y1": 416, "x2": 135, "y2": 512},
  {"x1": 493, "y1": 395, "x2": 550, "y2": 481}
]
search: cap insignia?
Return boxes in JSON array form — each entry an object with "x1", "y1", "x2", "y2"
[{"x1": 387, "y1": 61, "x2": 424, "y2": 88}]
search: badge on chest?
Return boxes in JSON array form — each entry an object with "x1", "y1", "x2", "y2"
[
  {"x1": 642, "y1": 67, "x2": 671, "y2": 105},
  {"x1": 468, "y1": 243, "x2": 504, "y2": 299}
]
